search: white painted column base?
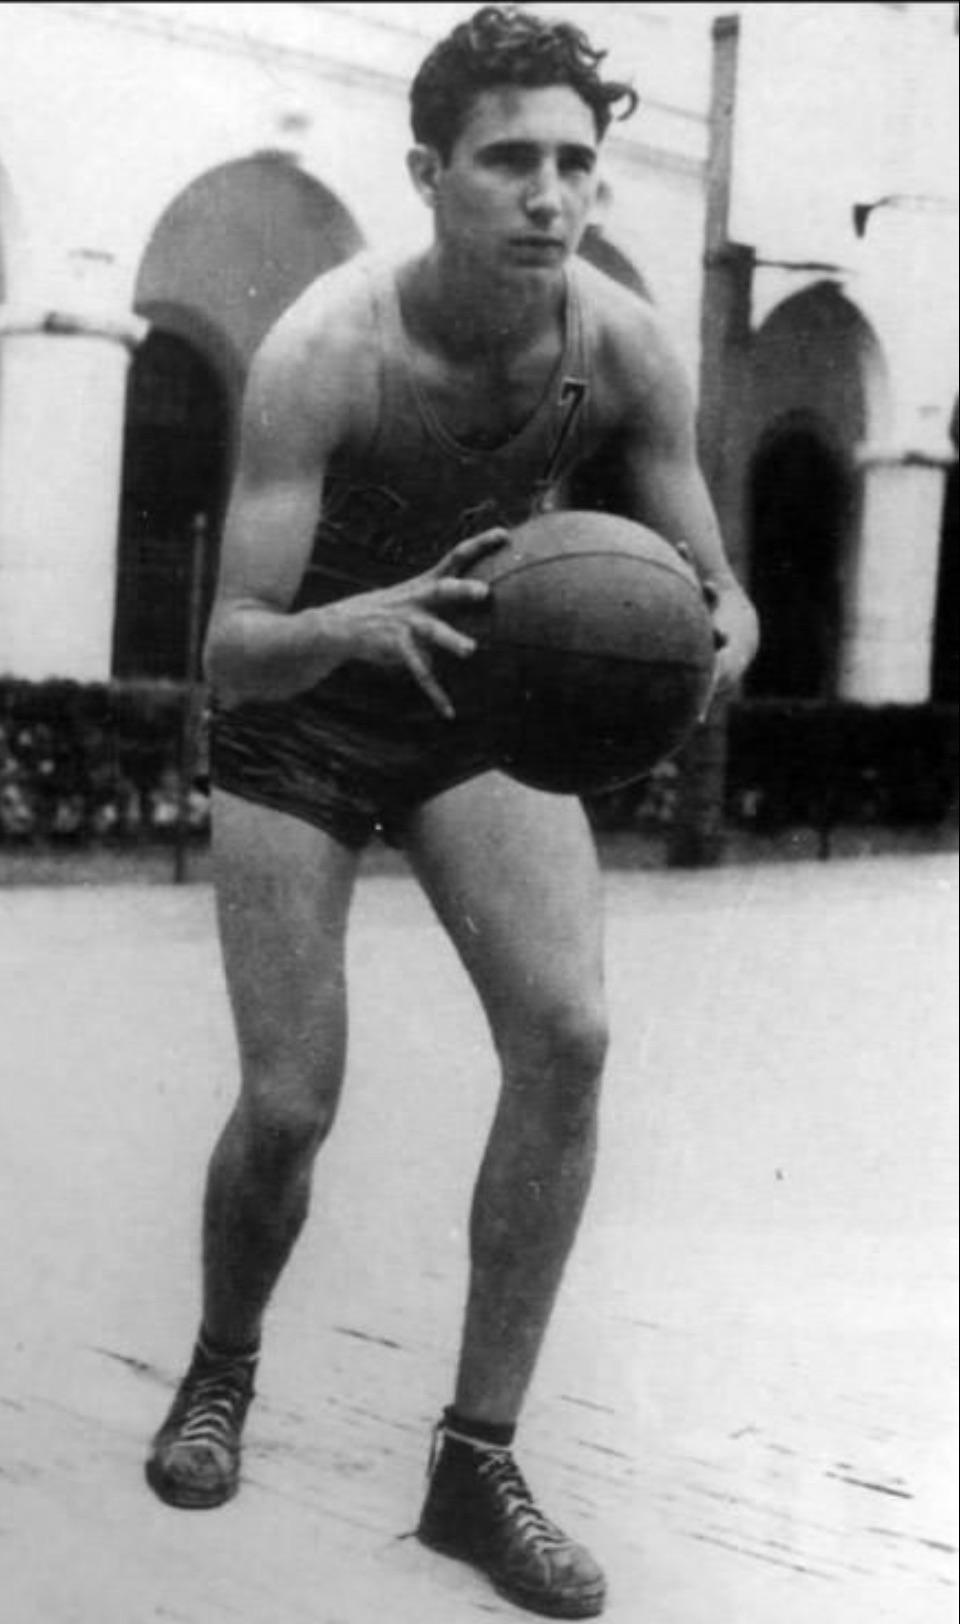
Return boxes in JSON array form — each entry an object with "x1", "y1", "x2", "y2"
[
  {"x1": 838, "y1": 448, "x2": 951, "y2": 704},
  {"x1": 0, "y1": 305, "x2": 146, "y2": 680}
]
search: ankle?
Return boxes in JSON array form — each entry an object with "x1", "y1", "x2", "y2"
[
  {"x1": 196, "y1": 1328, "x2": 260, "y2": 1366},
  {"x1": 441, "y1": 1406, "x2": 517, "y2": 1453}
]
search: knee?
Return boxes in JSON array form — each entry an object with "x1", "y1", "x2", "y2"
[
  {"x1": 540, "y1": 996, "x2": 609, "y2": 1082},
  {"x1": 505, "y1": 996, "x2": 609, "y2": 1117},
  {"x1": 239, "y1": 1070, "x2": 339, "y2": 1175},
  {"x1": 559, "y1": 1001, "x2": 609, "y2": 1086}
]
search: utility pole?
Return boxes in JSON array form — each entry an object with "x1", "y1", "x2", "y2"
[{"x1": 669, "y1": 14, "x2": 754, "y2": 867}]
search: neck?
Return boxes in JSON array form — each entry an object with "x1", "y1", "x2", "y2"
[{"x1": 402, "y1": 246, "x2": 566, "y2": 361}]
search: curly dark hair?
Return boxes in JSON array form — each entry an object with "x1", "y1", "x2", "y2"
[{"x1": 410, "y1": 4, "x2": 639, "y2": 159}]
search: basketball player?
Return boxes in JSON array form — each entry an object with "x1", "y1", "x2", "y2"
[{"x1": 146, "y1": 6, "x2": 758, "y2": 1616}]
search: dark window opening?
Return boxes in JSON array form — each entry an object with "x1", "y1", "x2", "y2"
[
  {"x1": 113, "y1": 331, "x2": 229, "y2": 678},
  {"x1": 931, "y1": 458, "x2": 958, "y2": 703},
  {"x1": 747, "y1": 428, "x2": 852, "y2": 699}
]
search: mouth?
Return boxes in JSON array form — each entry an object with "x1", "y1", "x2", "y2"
[{"x1": 509, "y1": 236, "x2": 566, "y2": 257}]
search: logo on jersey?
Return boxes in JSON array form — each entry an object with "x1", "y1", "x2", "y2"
[{"x1": 538, "y1": 377, "x2": 588, "y2": 493}]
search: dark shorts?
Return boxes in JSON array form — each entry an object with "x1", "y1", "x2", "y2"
[{"x1": 209, "y1": 673, "x2": 497, "y2": 850}]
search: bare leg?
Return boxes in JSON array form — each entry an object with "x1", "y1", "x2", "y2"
[
  {"x1": 202, "y1": 790, "x2": 360, "y2": 1348},
  {"x1": 401, "y1": 772, "x2": 608, "y2": 1425},
  {"x1": 147, "y1": 790, "x2": 362, "y2": 1508}
]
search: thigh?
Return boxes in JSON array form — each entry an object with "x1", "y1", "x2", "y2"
[
  {"x1": 399, "y1": 773, "x2": 605, "y2": 1038},
  {"x1": 212, "y1": 789, "x2": 360, "y2": 1092}
]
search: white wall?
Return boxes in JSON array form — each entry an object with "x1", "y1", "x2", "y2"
[{"x1": 0, "y1": 1, "x2": 955, "y2": 684}]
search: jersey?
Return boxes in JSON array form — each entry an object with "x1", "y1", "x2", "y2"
[
  {"x1": 295, "y1": 253, "x2": 600, "y2": 614},
  {"x1": 210, "y1": 254, "x2": 608, "y2": 845}
]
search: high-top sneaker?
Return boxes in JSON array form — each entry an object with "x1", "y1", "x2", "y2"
[
  {"x1": 145, "y1": 1337, "x2": 258, "y2": 1509},
  {"x1": 417, "y1": 1421, "x2": 606, "y2": 1618}
]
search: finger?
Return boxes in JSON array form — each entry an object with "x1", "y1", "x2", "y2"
[
  {"x1": 439, "y1": 527, "x2": 509, "y2": 576},
  {"x1": 421, "y1": 615, "x2": 478, "y2": 660},
  {"x1": 403, "y1": 640, "x2": 455, "y2": 720},
  {"x1": 428, "y1": 575, "x2": 493, "y2": 607}
]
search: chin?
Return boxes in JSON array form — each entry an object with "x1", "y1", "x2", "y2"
[{"x1": 501, "y1": 253, "x2": 568, "y2": 282}]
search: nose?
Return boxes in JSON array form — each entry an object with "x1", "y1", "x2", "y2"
[{"x1": 524, "y1": 159, "x2": 562, "y2": 223}]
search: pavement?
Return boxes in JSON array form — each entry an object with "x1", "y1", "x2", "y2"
[{"x1": 0, "y1": 852, "x2": 957, "y2": 1623}]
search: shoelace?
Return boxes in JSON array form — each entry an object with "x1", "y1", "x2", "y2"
[
  {"x1": 474, "y1": 1450, "x2": 571, "y2": 1553},
  {"x1": 174, "y1": 1360, "x2": 253, "y2": 1452}
]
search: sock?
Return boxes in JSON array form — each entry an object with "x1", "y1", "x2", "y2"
[
  {"x1": 443, "y1": 1405, "x2": 516, "y2": 1452},
  {"x1": 197, "y1": 1327, "x2": 260, "y2": 1365}
]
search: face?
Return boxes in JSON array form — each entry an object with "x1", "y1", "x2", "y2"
[{"x1": 411, "y1": 84, "x2": 600, "y2": 281}]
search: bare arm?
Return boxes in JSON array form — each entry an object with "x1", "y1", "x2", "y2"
[
  {"x1": 204, "y1": 280, "x2": 502, "y2": 716},
  {"x1": 203, "y1": 310, "x2": 340, "y2": 703},
  {"x1": 595, "y1": 295, "x2": 759, "y2": 696}
]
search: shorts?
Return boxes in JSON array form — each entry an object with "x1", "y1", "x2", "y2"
[{"x1": 208, "y1": 671, "x2": 497, "y2": 850}]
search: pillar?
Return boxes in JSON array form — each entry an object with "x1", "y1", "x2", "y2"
[
  {"x1": 669, "y1": 15, "x2": 753, "y2": 867},
  {"x1": 0, "y1": 301, "x2": 146, "y2": 679},
  {"x1": 839, "y1": 446, "x2": 952, "y2": 703}
]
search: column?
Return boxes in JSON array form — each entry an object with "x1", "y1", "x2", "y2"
[
  {"x1": 839, "y1": 447, "x2": 952, "y2": 703},
  {"x1": 0, "y1": 302, "x2": 146, "y2": 680},
  {"x1": 669, "y1": 15, "x2": 753, "y2": 867}
]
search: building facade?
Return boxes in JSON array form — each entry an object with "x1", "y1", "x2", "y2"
[{"x1": 0, "y1": 0, "x2": 956, "y2": 707}]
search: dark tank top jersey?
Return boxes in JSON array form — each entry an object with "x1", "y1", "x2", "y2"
[{"x1": 291, "y1": 254, "x2": 601, "y2": 725}]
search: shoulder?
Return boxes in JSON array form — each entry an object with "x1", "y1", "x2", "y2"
[
  {"x1": 243, "y1": 252, "x2": 388, "y2": 452},
  {"x1": 572, "y1": 256, "x2": 694, "y2": 422}
]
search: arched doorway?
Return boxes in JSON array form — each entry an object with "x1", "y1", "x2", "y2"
[
  {"x1": 746, "y1": 286, "x2": 887, "y2": 701},
  {"x1": 133, "y1": 154, "x2": 364, "y2": 379},
  {"x1": 746, "y1": 422, "x2": 853, "y2": 698},
  {"x1": 113, "y1": 330, "x2": 229, "y2": 678},
  {"x1": 114, "y1": 156, "x2": 364, "y2": 676}
]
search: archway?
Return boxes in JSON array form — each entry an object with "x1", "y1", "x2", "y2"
[
  {"x1": 746, "y1": 422, "x2": 854, "y2": 698},
  {"x1": 114, "y1": 156, "x2": 364, "y2": 676},
  {"x1": 746, "y1": 285, "x2": 887, "y2": 699},
  {"x1": 134, "y1": 154, "x2": 364, "y2": 387}
]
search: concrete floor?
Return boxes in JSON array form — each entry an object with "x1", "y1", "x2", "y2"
[{"x1": 1, "y1": 853, "x2": 956, "y2": 1623}]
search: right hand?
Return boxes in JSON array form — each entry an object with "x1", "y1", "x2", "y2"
[{"x1": 323, "y1": 527, "x2": 508, "y2": 718}]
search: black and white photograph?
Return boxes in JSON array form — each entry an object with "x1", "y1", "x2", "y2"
[{"x1": 1, "y1": 4, "x2": 957, "y2": 1621}]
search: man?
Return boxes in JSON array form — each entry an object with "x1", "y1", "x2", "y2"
[{"x1": 146, "y1": 5, "x2": 758, "y2": 1618}]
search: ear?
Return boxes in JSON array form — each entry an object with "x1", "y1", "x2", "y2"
[{"x1": 407, "y1": 144, "x2": 444, "y2": 208}]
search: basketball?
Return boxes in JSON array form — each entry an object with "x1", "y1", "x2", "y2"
[{"x1": 449, "y1": 510, "x2": 716, "y2": 796}]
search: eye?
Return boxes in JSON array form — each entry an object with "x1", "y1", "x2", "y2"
[
  {"x1": 483, "y1": 143, "x2": 537, "y2": 174},
  {"x1": 560, "y1": 149, "x2": 596, "y2": 176}
]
